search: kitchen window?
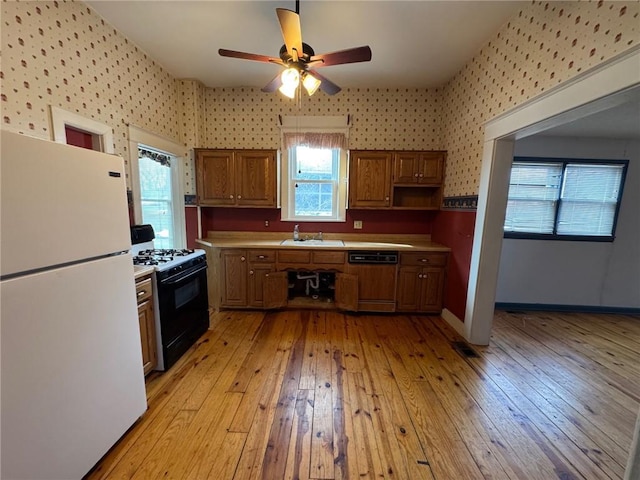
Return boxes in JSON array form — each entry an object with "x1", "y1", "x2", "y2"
[
  {"x1": 128, "y1": 125, "x2": 186, "y2": 249},
  {"x1": 138, "y1": 148, "x2": 176, "y2": 249},
  {"x1": 504, "y1": 157, "x2": 628, "y2": 241},
  {"x1": 279, "y1": 116, "x2": 349, "y2": 222}
]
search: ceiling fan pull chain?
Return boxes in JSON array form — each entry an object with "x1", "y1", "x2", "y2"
[{"x1": 295, "y1": 0, "x2": 300, "y2": 14}]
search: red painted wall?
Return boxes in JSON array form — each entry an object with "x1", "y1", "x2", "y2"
[
  {"x1": 185, "y1": 207, "x2": 199, "y2": 249},
  {"x1": 64, "y1": 126, "x2": 94, "y2": 150},
  {"x1": 199, "y1": 208, "x2": 434, "y2": 235},
  {"x1": 432, "y1": 209, "x2": 476, "y2": 322}
]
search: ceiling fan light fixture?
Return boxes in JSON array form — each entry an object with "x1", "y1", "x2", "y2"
[
  {"x1": 279, "y1": 67, "x2": 300, "y2": 98},
  {"x1": 302, "y1": 72, "x2": 321, "y2": 96}
]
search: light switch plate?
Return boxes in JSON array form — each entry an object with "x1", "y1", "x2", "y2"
[{"x1": 354, "y1": 220, "x2": 363, "y2": 229}]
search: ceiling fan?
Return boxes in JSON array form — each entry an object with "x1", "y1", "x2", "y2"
[{"x1": 218, "y1": 1, "x2": 372, "y2": 97}]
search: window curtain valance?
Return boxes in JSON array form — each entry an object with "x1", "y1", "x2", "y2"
[
  {"x1": 279, "y1": 115, "x2": 350, "y2": 150},
  {"x1": 282, "y1": 132, "x2": 347, "y2": 150},
  {"x1": 139, "y1": 147, "x2": 171, "y2": 167}
]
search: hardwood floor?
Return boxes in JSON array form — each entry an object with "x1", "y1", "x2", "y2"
[{"x1": 85, "y1": 309, "x2": 640, "y2": 479}]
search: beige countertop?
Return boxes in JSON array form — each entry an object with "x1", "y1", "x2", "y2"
[
  {"x1": 195, "y1": 232, "x2": 450, "y2": 252},
  {"x1": 133, "y1": 265, "x2": 155, "y2": 280}
]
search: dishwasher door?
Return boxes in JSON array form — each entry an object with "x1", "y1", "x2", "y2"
[{"x1": 348, "y1": 263, "x2": 398, "y2": 312}]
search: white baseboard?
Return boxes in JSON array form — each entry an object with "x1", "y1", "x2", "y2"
[{"x1": 441, "y1": 308, "x2": 466, "y2": 338}]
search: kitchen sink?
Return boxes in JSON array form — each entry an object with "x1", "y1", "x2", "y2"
[{"x1": 280, "y1": 239, "x2": 344, "y2": 247}]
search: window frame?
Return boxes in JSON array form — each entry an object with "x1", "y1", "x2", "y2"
[
  {"x1": 281, "y1": 145, "x2": 348, "y2": 222},
  {"x1": 504, "y1": 156, "x2": 628, "y2": 242},
  {"x1": 128, "y1": 125, "x2": 187, "y2": 248},
  {"x1": 279, "y1": 116, "x2": 350, "y2": 223}
]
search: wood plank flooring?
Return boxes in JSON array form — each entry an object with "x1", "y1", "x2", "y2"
[{"x1": 85, "y1": 309, "x2": 640, "y2": 479}]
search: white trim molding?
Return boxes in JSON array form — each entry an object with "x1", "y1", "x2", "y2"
[
  {"x1": 49, "y1": 106, "x2": 114, "y2": 153},
  {"x1": 127, "y1": 124, "x2": 188, "y2": 248}
]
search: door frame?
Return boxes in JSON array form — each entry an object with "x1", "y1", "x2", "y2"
[{"x1": 454, "y1": 45, "x2": 640, "y2": 346}]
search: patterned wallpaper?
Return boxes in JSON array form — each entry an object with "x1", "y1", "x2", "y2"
[
  {"x1": 202, "y1": 87, "x2": 444, "y2": 151},
  {"x1": 1, "y1": 1, "x2": 638, "y2": 198},
  {"x1": 1, "y1": 0, "x2": 182, "y2": 187},
  {"x1": 442, "y1": 1, "x2": 640, "y2": 197}
]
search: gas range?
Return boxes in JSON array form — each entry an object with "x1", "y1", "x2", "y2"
[
  {"x1": 132, "y1": 248, "x2": 204, "y2": 269},
  {"x1": 131, "y1": 245, "x2": 207, "y2": 281},
  {"x1": 130, "y1": 224, "x2": 209, "y2": 372}
]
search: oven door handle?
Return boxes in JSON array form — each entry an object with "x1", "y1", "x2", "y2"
[{"x1": 160, "y1": 263, "x2": 207, "y2": 285}]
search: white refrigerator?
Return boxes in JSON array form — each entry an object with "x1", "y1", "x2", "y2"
[{"x1": 0, "y1": 130, "x2": 148, "y2": 479}]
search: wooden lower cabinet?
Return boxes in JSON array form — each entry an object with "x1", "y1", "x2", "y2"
[
  {"x1": 221, "y1": 250, "x2": 248, "y2": 307},
  {"x1": 396, "y1": 252, "x2": 447, "y2": 313},
  {"x1": 135, "y1": 275, "x2": 157, "y2": 375},
  {"x1": 221, "y1": 249, "x2": 288, "y2": 308},
  {"x1": 218, "y1": 248, "x2": 447, "y2": 314}
]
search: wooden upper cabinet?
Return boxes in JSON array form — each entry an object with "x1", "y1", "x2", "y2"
[
  {"x1": 348, "y1": 151, "x2": 392, "y2": 208},
  {"x1": 195, "y1": 149, "x2": 276, "y2": 207},
  {"x1": 195, "y1": 150, "x2": 235, "y2": 205},
  {"x1": 393, "y1": 151, "x2": 445, "y2": 185},
  {"x1": 235, "y1": 150, "x2": 276, "y2": 206}
]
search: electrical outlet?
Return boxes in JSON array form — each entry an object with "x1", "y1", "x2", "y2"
[
  {"x1": 353, "y1": 220, "x2": 363, "y2": 229},
  {"x1": 264, "y1": 220, "x2": 269, "y2": 227}
]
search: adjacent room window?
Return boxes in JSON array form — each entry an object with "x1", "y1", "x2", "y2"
[
  {"x1": 504, "y1": 157, "x2": 628, "y2": 241},
  {"x1": 280, "y1": 116, "x2": 349, "y2": 222}
]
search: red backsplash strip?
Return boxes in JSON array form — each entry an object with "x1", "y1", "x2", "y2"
[
  {"x1": 199, "y1": 208, "x2": 434, "y2": 235},
  {"x1": 432, "y1": 209, "x2": 477, "y2": 322},
  {"x1": 185, "y1": 207, "x2": 199, "y2": 249}
]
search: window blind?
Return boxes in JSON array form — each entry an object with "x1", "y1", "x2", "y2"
[{"x1": 504, "y1": 158, "x2": 627, "y2": 240}]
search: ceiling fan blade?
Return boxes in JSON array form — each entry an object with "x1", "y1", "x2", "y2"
[
  {"x1": 276, "y1": 8, "x2": 303, "y2": 59},
  {"x1": 261, "y1": 72, "x2": 283, "y2": 93},
  {"x1": 308, "y1": 69, "x2": 341, "y2": 96},
  {"x1": 310, "y1": 46, "x2": 372, "y2": 67},
  {"x1": 218, "y1": 49, "x2": 283, "y2": 65}
]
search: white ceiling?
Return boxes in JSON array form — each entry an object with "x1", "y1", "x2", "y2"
[
  {"x1": 539, "y1": 99, "x2": 640, "y2": 140},
  {"x1": 86, "y1": 1, "x2": 639, "y2": 140},
  {"x1": 86, "y1": 1, "x2": 523, "y2": 90}
]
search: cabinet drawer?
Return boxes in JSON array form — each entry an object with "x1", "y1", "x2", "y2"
[
  {"x1": 135, "y1": 277, "x2": 153, "y2": 303},
  {"x1": 278, "y1": 250, "x2": 311, "y2": 264},
  {"x1": 400, "y1": 252, "x2": 448, "y2": 267},
  {"x1": 313, "y1": 251, "x2": 346, "y2": 265},
  {"x1": 248, "y1": 250, "x2": 276, "y2": 263}
]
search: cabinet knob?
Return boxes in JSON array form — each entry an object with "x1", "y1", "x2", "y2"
[
  {"x1": 385, "y1": 196, "x2": 390, "y2": 201},
  {"x1": 249, "y1": 270, "x2": 254, "y2": 275},
  {"x1": 137, "y1": 290, "x2": 146, "y2": 297},
  {"x1": 258, "y1": 255, "x2": 266, "y2": 259},
  {"x1": 230, "y1": 194, "x2": 234, "y2": 199},
  {"x1": 238, "y1": 195, "x2": 242, "y2": 199},
  {"x1": 418, "y1": 274, "x2": 423, "y2": 279},
  {"x1": 419, "y1": 173, "x2": 424, "y2": 178},
  {"x1": 420, "y1": 258, "x2": 429, "y2": 263},
  {"x1": 414, "y1": 173, "x2": 419, "y2": 177},
  {"x1": 241, "y1": 256, "x2": 246, "y2": 261}
]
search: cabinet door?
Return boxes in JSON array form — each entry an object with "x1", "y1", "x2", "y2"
[
  {"x1": 349, "y1": 151, "x2": 392, "y2": 208},
  {"x1": 393, "y1": 152, "x2": 420, "y2": 184},
  {"x1": 263, "y1": 271, "x2": 289, "y2": 309},
  {"x1": 137, "y1": 299, "x2": 157, "y2": 375},
  {"x1": 417, "y1": 152, "x2": 445, "y2": 184},
  {"x1": 235, "y1": 150, "x2": 276, "y2": 207},
  {"x1": 221, "y1": 250, "x2": 247, "y2": 307},
  {"x1": 196, "y1": 150, "x2": 236, "y2": 205},
  {"x1": 248, "y1": 262, "x2": 275, "y2": 307},
  {"x1": 396, "y1": 265, "x2": 422, "y2": 312},
  {"x1": 335, "y1": 273, "x2": 359, "y2": 311},
  {"x1": 419, "y1": 267, "x2": 446, "y2": 312}
]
